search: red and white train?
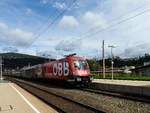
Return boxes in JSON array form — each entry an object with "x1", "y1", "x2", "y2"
[{"x1": 18, "y1": 54, "x2": 92, "y2": 84}]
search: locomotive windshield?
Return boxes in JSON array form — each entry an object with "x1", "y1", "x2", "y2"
[{"x1": 74, "y1": 60, "x2": 88, "y2": 70}]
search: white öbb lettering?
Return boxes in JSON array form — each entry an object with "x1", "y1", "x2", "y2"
[{"x1": 53, "y1": 62, "x2": 69, "y2": 76}]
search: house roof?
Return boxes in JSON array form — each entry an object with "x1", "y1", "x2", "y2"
[{"x1": 131, "y1": 64, "x2": 150, "y2": 71}]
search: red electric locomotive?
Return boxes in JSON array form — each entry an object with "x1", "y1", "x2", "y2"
[{"x1": 20, "y1": 54, "x2": 92, "y2": 84}]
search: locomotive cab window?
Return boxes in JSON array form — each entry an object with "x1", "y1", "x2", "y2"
[{"x1": 73, "y1": 60, "x2": 88, "y2": 70}]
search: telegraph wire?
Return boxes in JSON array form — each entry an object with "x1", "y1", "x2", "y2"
[
  {"x1": 25, "y1": 1, "x2": 150, "y2": 57},
  {"x1": 70, "y1": 2, "x2": 150, "y2": 57},
  {"x1": 54, "y1": 3, "x2": 150, "y2": 57},
  {"x1": 28, "y1": 0, "x2": 77, "y2": 48},
  {"x1": 77, "y1": 7, "x2": 150, "y2": 41},
  {"x1": 32, "y1": 0, "x2": 66, "y2": 35},
  {"x1": 81, "y1": 1, "x2": 150, "y2": 37}
]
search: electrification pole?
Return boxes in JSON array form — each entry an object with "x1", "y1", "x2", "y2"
[
  {"x1": 108, "y1": 45, "x2": 116, "y2": 80},
  {"x1": 102, "y1": 40, "x2": 105, "y2": 78}
]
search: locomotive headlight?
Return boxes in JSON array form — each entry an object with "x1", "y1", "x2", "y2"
[{"x1": 76, "y1": 77, "x2": 81, "y2": 81}]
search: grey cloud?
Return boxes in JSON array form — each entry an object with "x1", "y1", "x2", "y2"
[
  {"x1": 36, "y1": 50, "x2": 63, "y2": 59},
  {"x1": 55, "y1": 39, "x2": 82, "y2": 52},
  {"x1": 0, "y1": 22, "x2": 34, "y2": 47},
  {"x1": 58, "y1": 16, "x2": 79, "y2": 28},
  {"x1": 121, "y1": 43, "x2": 150, "y2": 58},
  {"x1": 2, "y1": 46, "x2": 18, "y2": 53}
]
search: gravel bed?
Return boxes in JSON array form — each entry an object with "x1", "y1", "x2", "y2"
[
  {"x1": 12, "y1": 79, "x2": 150, "y2": 113},
  {"x1": 47, "y1": 87, "x2": 150, "y2": 113}
]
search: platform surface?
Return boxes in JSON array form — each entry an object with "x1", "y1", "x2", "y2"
[
  {"x1": 92, "y1": 79, "x2": 150, "y2": 97},
  {"x1": 93, "y1": 79, "x2": 150, "y2": 87},
  {"x1": 0, "y1": 80, "x2": 58, "y2": 113}
]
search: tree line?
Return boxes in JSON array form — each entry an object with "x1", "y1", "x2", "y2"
[{"x1": 87, "y1": 53, "x2": 150, "y2": 71}]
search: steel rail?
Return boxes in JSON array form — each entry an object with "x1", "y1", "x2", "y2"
[
  {"x1": 9, "y1": 78, "x2": 107, "y2": 113},
  {"x1": 80, "y1": 88, "x2": 150, "y2": 104}
]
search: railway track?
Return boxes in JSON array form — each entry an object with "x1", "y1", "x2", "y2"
[
  {"x1": 80, "y1": 88, "x2": 150, "y2": 104},
  {"x1": 9, "y1": 78, "x2": 107, "y2": 113}
]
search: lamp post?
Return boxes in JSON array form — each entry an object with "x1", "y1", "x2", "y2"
[{"x1": 108, "y1": 45, "x2": 116, "y2": 80}]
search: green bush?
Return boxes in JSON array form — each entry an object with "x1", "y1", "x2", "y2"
[{"x1": 92, "y1": 73, "x2": 150, "y2": 81}]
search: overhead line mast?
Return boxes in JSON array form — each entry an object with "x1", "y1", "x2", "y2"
[{"x1": 102, "y1": 40, "x2": 105, "y2": 79}]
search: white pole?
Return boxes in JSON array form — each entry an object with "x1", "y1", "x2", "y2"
[
  {"x1": 108, "y1": 45, "x2": 115, "y2": 80},
  {"x1": 111, "y1": 60, "x2": 114, "y2": 80}
]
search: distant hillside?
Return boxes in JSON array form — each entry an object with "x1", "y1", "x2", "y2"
[
  {"x1": 0, "y1": 52, "x2": 48, "y2": 59},
  {"x1": 87, "y1": 54, "x2": 150, "y2": 71},
  {"x1": 0, "y1": 52, "x2": 52, "y2": 70}
]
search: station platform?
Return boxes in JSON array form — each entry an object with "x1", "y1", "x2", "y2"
[
  {"x1": 93, "y1": 79, "x2": 150, "y2": 86},
  {"x1": 0, "y1": 80, "x2": 58, "y2": 113},
  {"x1": 91, "y1": 79, "x2": 150, "y2": 97}
]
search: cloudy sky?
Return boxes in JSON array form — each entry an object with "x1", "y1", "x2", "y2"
[{"x1": 0, "y1": 0, "x2": 150, "y2": 59}]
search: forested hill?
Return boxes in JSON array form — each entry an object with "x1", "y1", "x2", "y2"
[
  {"x1": 0, "y1": 52, "x2": 51, "y2": 70},
  {"x1": 87, "y1": 54, "x2": 150, "y2": 71},
  {"x1": 1, "y1": 52, "x2": 150, "y2": 71}
]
